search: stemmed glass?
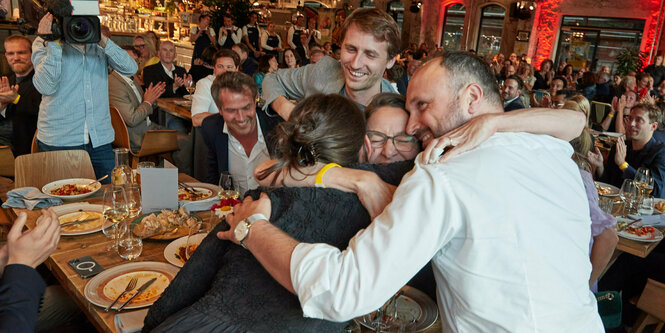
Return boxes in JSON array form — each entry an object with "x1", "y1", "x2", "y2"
[
  {"x1": 185, "y1": 79, "x2": 195, "y2": 99},
  {"x1": 218, "y1": 172, "x2": 240, "y2": 199},
  {"x1": 125, "y1": 184, "x2": 142, "y2": 219},
  {"x1": 634, "y1": 167, "x2": 654, "y2": 199},
  {"x1": 101, "y1": 187, "x2": 129, "y2": 250},
  {"x1": 619, "y1": 179, "x2": 638, "y2": 216},
  {"x1": 116, "y1": 220, "x2": 143, "y2": 260},
  {"x1": 185, "y1": 220, "x2": 211, "y2": 260}
]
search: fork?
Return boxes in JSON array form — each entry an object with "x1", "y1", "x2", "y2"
[{"x1": 105, "y1": 277, "x2": 138, "y2": 312}]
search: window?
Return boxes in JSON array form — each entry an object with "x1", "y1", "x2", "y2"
[
  {"x1": 476, "y1": 5, "x2": 505, "y2": 56},
  {"x1": 441, "y1": 4, "x2": 465, "y2": 50},
  {"x1": 388, "y1": 1, "x2": 404, "y2": 32},
  {"x1": 359, "y1": 0, "x2": 376, "y2": 8}
]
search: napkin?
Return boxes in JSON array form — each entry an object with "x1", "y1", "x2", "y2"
[
  {"x1": 1, "y1": 187, "x2": 63, "y2": 210},
  {"x1": 114, "y1": 308, "x2": 149, "y2": 333},
  {"x1": 627, "y1": 214, "x2": 665, "y2": 227}
]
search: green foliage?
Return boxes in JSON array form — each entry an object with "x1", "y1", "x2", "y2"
[
  {"x1": 615, "y1": 48, "x2": 647, "y2": 76},
  {"x1": 203, "y1": 0, "x2": 253, "y2": 32}
]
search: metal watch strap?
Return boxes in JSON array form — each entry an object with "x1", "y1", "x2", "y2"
[{"x1": 240, "y1": 213, "x2": 269, "y2": 248}]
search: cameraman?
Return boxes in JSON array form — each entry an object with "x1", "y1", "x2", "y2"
[{"x1": 31, "y1": 13, "x2": 137, "y2": 182}]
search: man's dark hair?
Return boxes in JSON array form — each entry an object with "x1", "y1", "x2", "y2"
[
  {"x1": 340, "y1": 8, "x2": 401, "y2": 59},
  {"x1": 234, "y1": 43, "x2": 250, "y2": 55},
  {"x1": 412, "y1": 50, "x2": 425, "y2": 61},
  {"x1": 632, "y1": 103, "x2": 663, "y2": 124},
  {"x1": 506, "y1": 74, "x2": 524, "y2": 91},
  {"x1": 384, "y1": 63, "x2": 404, "y2": 83},
  {"x1": 552, "y1": 76, "x2": 567, "y2": 88},
  {"x1": 332, "y1": 44, "x2": 341, "y2": 52},
  {"x1": 365, "y1": 93, "x2": 406, "y2": 121},
  {"x1": 211, "y1": 72, "x2": 257, "y2": 110},
  {"x1": 432, "y1": 51, "x2": 502, "y2": 107},
  {"x1": 213, "y1": 49, "x2": 241, "y2": 68}
]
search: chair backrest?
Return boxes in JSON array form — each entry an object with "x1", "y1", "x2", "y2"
[
  {"x1": 0, "y1": 146, "x2": 14, "y2": 177},
  {"x1": 14, "y1": 150, "x2": 96, "y2": 189},
  {"x1": 109, "y1": 106, "x2": 131, "y2": 149},
  {"x1": 31, "y1": 130, "x2": 38, "y2": 153},
  {"x1": 138, "y1": 130, "x2": 178, "y2": 156},
  {"x1": 637, "y1": 278, "x2": 665, "y2": 323},
  {"x1": 591, "y1": 101, "x2": 612, "y2": 125}
]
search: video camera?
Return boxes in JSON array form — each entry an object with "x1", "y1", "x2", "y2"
[{"x1": 18, "y1": 0, "x2": 101, "y2": 43}]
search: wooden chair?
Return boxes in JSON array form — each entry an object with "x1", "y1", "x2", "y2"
[
  {"x1": 0, "y1": 146, "x2": 14, "y2": 177},
  {"x1": 109, "y1": 106, "x2": 179, "y2": 168},
  {"x1": 31, "y1": 130, "x2": 38, "y2": 153},
  {"x1": 14, "y1": 150, "x2": 96, "y2": 189},
  {"x1": 591, "y1": 101, "x2": 612, "y2": 125},
  {"x1": 631, "y1": 278, "x2": 665, "y2": 333}
]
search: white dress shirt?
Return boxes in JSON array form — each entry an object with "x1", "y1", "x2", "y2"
[
  {"x1": 290, "y1": 132, "x2": 604, "y2": 332},
  {"x1": 191, "y1": 75, "x2": 218, "y2": 116},
  {"x1": 223, "y1": 116, "x2": 270, "y2": 196}
]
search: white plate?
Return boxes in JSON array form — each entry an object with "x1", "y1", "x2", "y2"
[
  {"x1": 163, "y1": 233, "x2": 207, "y2": 267},
  {"x1": 37, "y1": 203, "x2": 104, "y2": 236},
  {"x1": 616, "y1": 217, "x2": 664, "y2": 242},
  {"x1": 595, "y1": 181, "x2": 620, "y2": 197},
  {"x1": 42, "y1": 178, "x2": 102, "y2": 201},
  {"x1": 84, "y1": 261, "x2": 179, "y2": 310},
  {"x1": 354, "y1": 286, "x2": 438, "y2": 332},
  {"x1": 602, "y1": 132, "x2": 624, "y2": 138},
  {"x1": 178, "y1": 183, "x2": 219, "y2": 203}
]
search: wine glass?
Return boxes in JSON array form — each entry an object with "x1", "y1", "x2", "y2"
[
  {"x1": 116, "y1": 221, "x2": 143, "y2": 260},
  {"x1": 125, "y1": 184, "x2": 142, "y2": 219},
  {"x1": 101, "y1": 188, "x2": 129, "y2": 250},
  {"x1": 634, "y1": 167, "x2": 654, "y2": 199},
  {"x1": 619, "y1": 179, "x2": 638, "y2": 216},
  {"x1": 185, "y1": 221, "x2": 211, "y2": 260},
  {"x1": 218, "y1": 172, "x2": 240, "y2": 199},
  {"x1": 185, "y1": 79, "x2": 195, "y2": 98}
]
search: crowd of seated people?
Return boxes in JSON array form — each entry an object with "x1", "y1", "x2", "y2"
[{"x1": 5, "y1": 6, "x2": 665, "y2": 332}]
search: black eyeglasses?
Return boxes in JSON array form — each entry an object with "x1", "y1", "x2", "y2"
[{"x1": 366, "y1": 131, "x2": 418, "y2": 152}]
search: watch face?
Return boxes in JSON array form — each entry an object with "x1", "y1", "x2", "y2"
[{"x1": 234, "y1": 221, "x2": 249, "y2": 242}]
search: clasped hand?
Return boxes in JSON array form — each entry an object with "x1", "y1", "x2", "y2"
[{"x1": 217, "y1": 193, "x2": 272, "y2": 245}]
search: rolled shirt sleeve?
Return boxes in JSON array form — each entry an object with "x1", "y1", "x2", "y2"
[
  {"x1": 291, "y1": 159, "x2": 462, "y2": 321},
  {"x1": 191, "y1": 76, "x2": 217, "y2": 116},
  {"x1": 103, "y1": 38, "x2": 138, "y2": 77}
]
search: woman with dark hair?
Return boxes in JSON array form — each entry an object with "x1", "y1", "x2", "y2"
[
  {"x1": 143, "y1": 94, "x2": 430, "y2": 332},
  {"x1": 188, "y1": 45, "x2": 217, "y2": 83},
  {"x1": 261, "y1": 21, "x2": 283, "y2": 56},
  {"x1": 534, "y1": 59, "x2": 555, "y2": 90},
  {"x1": 562, "y1": 64, "x2": 575, "y2": 88},
  {"x1": 281, "y1": 48, "x2": 300, "y2": 68},
  {"x1": 254, "y1": 54, "x2": 279, "y2": 96}
]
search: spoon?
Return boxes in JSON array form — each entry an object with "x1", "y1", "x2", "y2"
[{"x1": 87, "y1": 175, "x2": 108, "y2": 187}]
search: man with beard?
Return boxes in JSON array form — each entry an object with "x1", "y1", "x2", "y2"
[
  {"x1": 262, "y1": 8, "x2": 399, "y2": 120},
  {"x1": 502, "y1": 75, "x2": 525, "y2": 111},
  {"x1": 220, "y1": 52, "x2": 604, "y2": 332},
  {"x1": 0, "y1": 35, "x2": 41, "y2": 156}
]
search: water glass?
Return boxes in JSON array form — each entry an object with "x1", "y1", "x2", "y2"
[
  {"x1": 136, "y1": 161, "x2": 156, "y2": 186},
  {"x1": 116, "y1": 221, "x2": 143, "y2": 260},
  {"x1": 125, "y1": 184, "x2": 142, "y2": 219},
  {"x1": 598, "y1": 196, "x2": 615, "y2": 215},
  {"x1": 218, "y1": 172, "x2": 240, "y2": 199},
  {"x1": 638, "y1": 197, "x2": 655, "y2": 216},
  {"x1": 619, "y1": 179, "x2": 638, "y2": 215}
]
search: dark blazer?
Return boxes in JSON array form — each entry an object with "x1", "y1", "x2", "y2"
[
  {"x1": 200, "y1": 110, "x2": 282, "y2": 184},
  {"x1": 0, "y1": 264, "x2": 46, "y2": 333},
  {"x1": 142, "y1": 62, "x2": 189, "y2": 98},
  {"x1": 504, "y1": 97, "x2": 525, "y2": 112},
  {"x1": 5, "y1": 70, "x2": 41, "y2": 156},
  {"x1": 241, "y1": 57, "x2": 258, "y2": 77},
  {"x1": 601, "y1": 137, "x2": 665, "y2": 198}
]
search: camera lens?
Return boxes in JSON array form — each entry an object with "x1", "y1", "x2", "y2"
[{"x1": 68, "y1": 17, "x2": 94, "y2": 42}]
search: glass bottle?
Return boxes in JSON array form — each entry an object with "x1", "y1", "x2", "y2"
[{"x1": 111, "y1": 148, "x2": 133, "y2": 187}]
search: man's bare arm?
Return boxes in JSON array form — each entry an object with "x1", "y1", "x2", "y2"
[
  {"x1": 192, "y1": 112, "x2": 213, "y2": 127},
  {"x1": 270, "y1": 96, "x2": 296, "y2": 120}
]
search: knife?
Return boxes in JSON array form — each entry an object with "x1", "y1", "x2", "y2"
[
  {"x1": 115, "y1": 277, "x2": 157, "y2": 311},
  {"x1": 60, "y1": 217, "x2": 99, "y2": 228}
]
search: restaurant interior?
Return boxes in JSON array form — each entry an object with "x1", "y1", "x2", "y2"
[{"x1": 1, "y1": 0, "x2": 665, "y2": 331}]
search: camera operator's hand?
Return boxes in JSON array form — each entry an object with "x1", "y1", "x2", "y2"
[
  {"x1": 38, "y1": 13, "x2": 54, "y2": 35},
  {"x1": 144, "y1": 82, "x2": 166, "y2": 105}
]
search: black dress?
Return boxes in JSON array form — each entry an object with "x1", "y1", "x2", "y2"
[{"x1": 143, "y1": 161, "x2": 436, "y2": 332}]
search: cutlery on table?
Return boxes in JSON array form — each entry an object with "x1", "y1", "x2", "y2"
[
  {"x1": 87, "y1": 175, "x2": 108, "y2": 187},
  {"x1": 116, "y1": 277, "x2": 157, "y2": 311},
  {"x1": 619, "y1": 218, "x2": 643, "y2": 232},
  {"x1": 60, "y1": 217, "x2": 99, "y2": 228},
  {"x1": 178, "y1": 182, "x2": 202, "y2": 195},
  {"x1": 105, "y1": 277, "x2": 138, "y2": 312}
]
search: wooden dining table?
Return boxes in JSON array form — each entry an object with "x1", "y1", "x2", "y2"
[
  {"x1": 9, "y1": 173, "x2": 208, "y2": 333},
  {"x1": 157, "y1": 97, "x2": 192, "y2": 120}
]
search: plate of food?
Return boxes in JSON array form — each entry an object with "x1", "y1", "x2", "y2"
[
  {"x1": 595, "y1": 181, "x2": 620, "y2": 197},
  {"x1": 37, "y1": 203, "x2": 104, "y2": 236},
  {"x1": 354, "y1": 286, "x2": 438, "y2": 332},
  {"x1": 131, "y1": 207, "x2": 201, "y2": 240},
  {"x1": 655, "y1": 199, "x2": 665, "y2": 214},
  {"x1": 42, "y1": 178, "x2": 102, "y2": 201},
  {"x1": 178, "y1": 183, "x2": 219, "y2": 202},
  {"x1": 602, "y1": 132, "x2": 625, "y2": 138},
  {"x1": 164, "y1": 233, "x2": 207, "y2": 267},
  {"x1": 84, "y1": 261, "x2": 179, "y2": 310},
  {"x1": 616, "y1": 218, "x2": 664, "y2": 242}
]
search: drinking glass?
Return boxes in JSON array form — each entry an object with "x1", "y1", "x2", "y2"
[
  {"x1": 598, "y1": 196, "x2": 615, "y2": 215},
  {"x1": 101, "y1": 188, "x2": 130, "y2": 249},
  {"x1": 136, "y1": 161, "x2": 156, "y2": 186},
  {"x1": 634, "y1": 167, "x2": 654, "y2": 199},
  {"x1": 218, "y1": 172, "x2": 240, "y2": 199},
  {"x1": 116, "y1": 221, "x2": 143, "y2": 260},
  {"x1": 185, "y1": 221, "x2": 211, "y2": 260},
  {"x1": 638, "y1": 197, "x2": 655, "y2": 216},
  {"x1": 185, "y1": 79, "x2": 195, "y2": 98},
  {"x1": 619, "y1": 179, "x2": 638, "y2": 216},
  {"x1": 125, "y1": 184, "x2": 142, "y2": 219}
]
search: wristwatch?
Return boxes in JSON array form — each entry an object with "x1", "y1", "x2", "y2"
[{"x1": 234, "y1": 213, "x2": 268, "y2": 249}]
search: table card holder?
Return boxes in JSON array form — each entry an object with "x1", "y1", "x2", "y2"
[{"x1": 140, "y1": 168, "x2": 178, "y2": 213}]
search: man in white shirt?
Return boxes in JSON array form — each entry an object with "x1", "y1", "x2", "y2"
[
  {"x1": 191, "y1": 49, "x2": 240, "y2": 127},
  {"x1": 219, "y1": 52, "x2": 604, "y2": 332},
  {"x1": 200, "y1": 72, "x2": 281, "y2": 192}
]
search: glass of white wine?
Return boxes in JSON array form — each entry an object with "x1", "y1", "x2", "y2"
[
  {"x1": 101, "y1": 187, "x2": 129, "y2": 250},
  {"x1": 218, "y1": 172, "x2": 240, "y2": 200},
  {"x1": 634, "y1": 167, "x2": 654, "y2": 199},
  {"x1": 185, "y1": 79, "x2": 195, "y2": 98}
]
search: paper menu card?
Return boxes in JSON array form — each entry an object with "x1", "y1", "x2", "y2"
[{"x1": 140, "y1": 168, "x2": 178, "y2": 213}]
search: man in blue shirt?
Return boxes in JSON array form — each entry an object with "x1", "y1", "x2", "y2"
[{"x1": 31, "y1": 13, "x2": 138, "y2": 182}]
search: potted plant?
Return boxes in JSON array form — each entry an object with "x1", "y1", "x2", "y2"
[{"x1": 615, "y1": 47, "x2": 647, "y2": 76}]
